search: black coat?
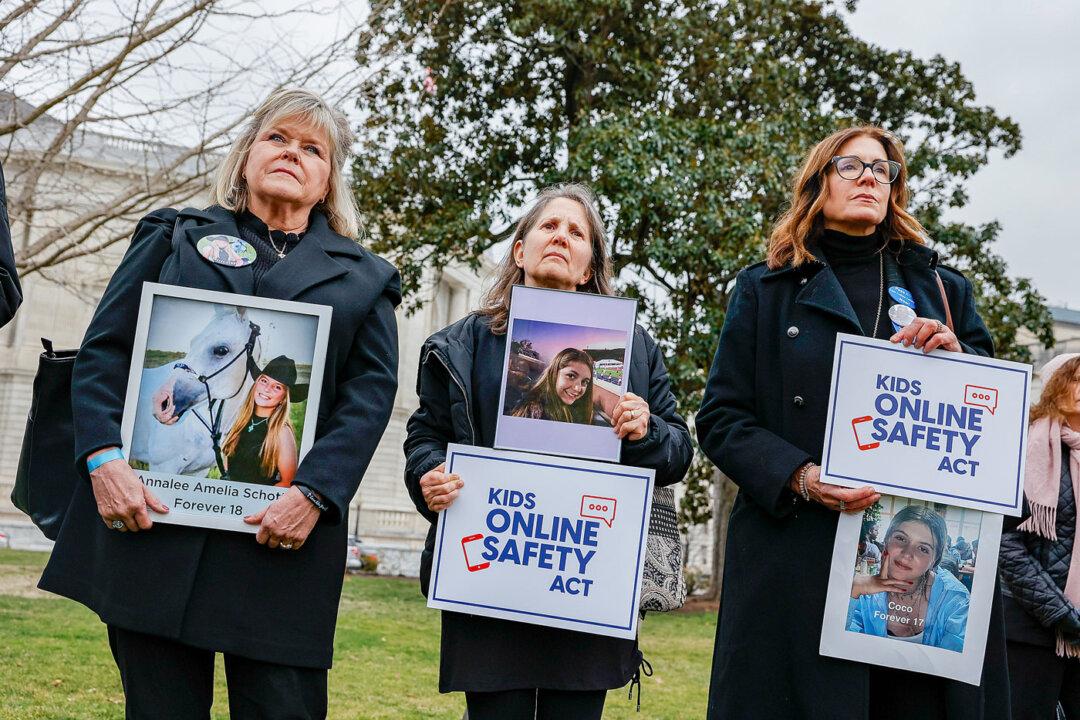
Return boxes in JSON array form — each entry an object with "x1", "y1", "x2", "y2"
[
  {"x1": 1000, "y1": 442, "x2": 1080, "y2": 647},
  {"x1": 0, "y1": 161, "x2": 23, "y2": 327},
  {"x1": 403, "y1": 312, "x2": 693, "y2": 691},
  {"x1": 697, "y1": 241, "x2": 1011, "y2": 719},
  {"x1": 39, "y1": 205, "x2": 400, "y2": 669}
]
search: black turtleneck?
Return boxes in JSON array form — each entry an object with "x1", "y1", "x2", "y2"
[
  {"x1": 237, "y1": 211, "x2": 304, "y2": 290},
  {"x1": 818, "y1": 228, "x2": 891, "y2": 339}
]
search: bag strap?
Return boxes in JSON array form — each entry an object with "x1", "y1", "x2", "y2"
[{"x1": 933, "y1": 270, "x2": 955, "y2": 334}]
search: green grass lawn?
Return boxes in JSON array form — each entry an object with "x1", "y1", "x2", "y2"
[{"x1": 0, "y1": 549, "x2": 715, "y2": 719}]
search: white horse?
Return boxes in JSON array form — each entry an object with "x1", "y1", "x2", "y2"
[{"x1": 130, "y1": 305, "x2": 262, "y2": 475}]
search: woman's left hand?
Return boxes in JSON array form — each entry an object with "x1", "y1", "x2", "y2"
[
  {"x1": 890, "y1": 317, "x2": 961, "y2": 354},
  {"x1": 612, "y1": 392, "x2": 650, "y2": 441},
  {"x1": 244, "y1": 486, "x2": 320, "y2": 551}
]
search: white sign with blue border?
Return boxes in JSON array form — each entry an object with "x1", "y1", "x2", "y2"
[
  {"x1": 427, "y1": 444, "x2": 655, "y2": 639},
  {"x1": 820, "y1": 334, "x2": 1031, "y2": 516}
]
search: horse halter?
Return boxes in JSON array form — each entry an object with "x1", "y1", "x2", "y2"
[{"x1": 173, "y1": 321, "x2": 261, "y2": 478}]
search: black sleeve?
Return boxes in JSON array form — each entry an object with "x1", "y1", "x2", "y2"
[
  {"x1": 71, "y1": 209, "x2": 179, "y2": 481},
  {"x1": 403, "y1": 347, "x2": 453, "y2": 524},
  {"x1": 695, "y1": 270, "x2": 810, "y2": 517},
  {"x1": 999, "y1": 523, "x2": 1076, "y2": 631},
  {"x1": 942, "y1": 268, "x2": 994, "y2": 358},
  {"x1": 0, "y1": 161, "x2": 23, "y2": 328},
  {"x1": 620, "y1": 329, "x2": 693, "y2": 487},
  {"x1": 293, "y1": 286, "x2": 399, "y2": 524}
]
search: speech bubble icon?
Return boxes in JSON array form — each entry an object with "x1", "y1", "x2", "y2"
[
  {"x1": 964, "y1": 384, "x2": 998, "y2": 415},
  {"x1": 580, "y1": 495, "x2": 617, "y2": 528}
]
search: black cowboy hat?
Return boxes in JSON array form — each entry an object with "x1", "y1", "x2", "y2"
[{"x1": 248, "y1": 354, "x2": 309, "y2": 403}]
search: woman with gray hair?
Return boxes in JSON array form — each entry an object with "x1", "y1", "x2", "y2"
[
  {"x1": 39, "y1": 88, "x2": 400, "y2": 718},
  {"x1": 404, "y1": 183, "x2": 693, "y2": 719}
]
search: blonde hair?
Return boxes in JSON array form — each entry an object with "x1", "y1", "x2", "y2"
[
  {"x1": 213, "y1": 88, "x2": 361, "y2": 239},
  {"x1": 767, "y1": 126, "x2": 927, "y2": 269},
  {"x1": 478, "y1": 183, "x2": 614, "y2": 334},
  {"x1": 222, "y1": 379, "x2": 294, "y2": 478},
  {"x1": 511, "y1": 347, "x2": 595, "y2": 424},
  {"x1": 1030, "y1": 356, "x2": 1080, "y2": 425}
]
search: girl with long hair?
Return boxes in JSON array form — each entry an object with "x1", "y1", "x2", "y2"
[
  {"x1": 510, "y1": 347, "x2": 595, "y2": 424},
  {"x1": 222, "y1": 355, "x2": 303, "y2": 487},
  {"x1": 847, "y1": 505, "x2": 970, "y2": 652}
]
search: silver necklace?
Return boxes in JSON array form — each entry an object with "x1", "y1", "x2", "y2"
[
  {"x1": 247, "y1": 416, "x2": 269, "y2": 432},
  {"x1": 267, "y1": 229, "x2": 286, "y2": 259},
  {"x1": 871, "y1": 251, "x2": 884, "y2": 339}
]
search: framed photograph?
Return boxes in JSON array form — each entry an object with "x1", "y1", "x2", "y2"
[
  {"x1": 821, "y1": 333, "x2": 1031, "y2": 515},
  {"x1": 427, "y1": 444, "x2": 655, "y2": 639},
  {"x1": 820, "y1": 494, "x2": 1003, "y2": 685},
  {"x1": 119, "y1": 282, "x2": 332, "y2": 532},
  {"x1": 494, "y1": 285, "x2": 637, "y2": 462}
]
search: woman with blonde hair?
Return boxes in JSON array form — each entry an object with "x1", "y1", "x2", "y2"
[
  {"x1": 696, "y1": 126, "x2": 1007, "y2": 718},
  {"x1": 510, "y1": 347, "x2": 596, "y2": 424},
  {"x1": 222, "y1": 355, "x2": 306, "y2": 487},
  {"x1": 39, "y1": 87, "x2": 400, "y2": 717},
  {"x1": 405, "y1": 182, "x2": 693, "y2": 719},
  {"x1": 1001, "y1": 353, "x2": 1080, "y2": 718}
]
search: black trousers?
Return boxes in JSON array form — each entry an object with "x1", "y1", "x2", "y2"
[
  {"x1": 1008, "y1": 640, "x2": 1080, "y2": 720},
  {"x1": 108, "y1": 625, "x2": 327, "y2": 720},
  {"x1": 465, "y1": 688, "x2": 607, "y2": 720}
]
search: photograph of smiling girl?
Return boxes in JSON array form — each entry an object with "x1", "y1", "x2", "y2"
[
  {"x1": 494, "y1": 285, "x2": 637, "y2": 462},
  {"x1": 846, "y1": 497, "x2": 985, "y2": 653},
  {"x1": 127, "y1": 290, "x2": 322, "y2": 485},
  {"x1": 503, "y1": 320, "x2": 627, "y2": 426}
]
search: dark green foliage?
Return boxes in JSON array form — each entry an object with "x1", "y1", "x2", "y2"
[{"x1": 354, "y1": 0, "x2": 1053, "y2": 528}]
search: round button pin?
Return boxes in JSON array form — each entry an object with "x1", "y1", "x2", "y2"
[{"x1": 889, "y1": 304, "x2": 917, "y2": 327}]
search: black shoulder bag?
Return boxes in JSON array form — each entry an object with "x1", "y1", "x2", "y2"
[{"x1": 12, "y1": 338, "x2": 79, "y2": 540}]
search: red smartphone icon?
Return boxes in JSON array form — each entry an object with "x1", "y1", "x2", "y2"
[
  {"x1": 851, "y1": 416, "x2": 880, "y2": 451},
  {"x1": 461, "y1": 534, "x2": 489, "y2": 572}
]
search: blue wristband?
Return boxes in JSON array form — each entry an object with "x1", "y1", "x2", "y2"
[{"x1": 87, "y1": 448, "x2": 125, "y2": 473}]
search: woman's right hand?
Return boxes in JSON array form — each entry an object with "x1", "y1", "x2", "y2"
[
  {"x1": 419, "y1": 462, "x2": 463, "y2": 512},
  {"x1": 851, "y1": 551, "x2": 914, "y2": 597},
  {"x1": 792, "y1": 464, "x2": 879, "y2": 513},
  {"x1": 89, "y1": 447, "x2": 168, "y2": 532}
]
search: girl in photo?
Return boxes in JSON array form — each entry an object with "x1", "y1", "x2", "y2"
[
  {"x1": 847, "y1": 505, "x2": 970, "y2": 652},
  {"x1": 222, "y1": 355, "x2": 305, "y2": 486},
  {"x1": 510, "y1": 347, "x2": 595, "y2": 424}
]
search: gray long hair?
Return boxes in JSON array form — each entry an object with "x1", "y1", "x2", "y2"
[
  {"x1": 212, "y1": 88, "x2": 361, "y2": 239},
  {"x1": 478, "y1": 182, "x2": 614, "y2": 334}
]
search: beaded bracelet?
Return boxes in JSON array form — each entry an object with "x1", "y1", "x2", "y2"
[{"x1": 796, "y1": 462, "x2": 814, "y2": 503}]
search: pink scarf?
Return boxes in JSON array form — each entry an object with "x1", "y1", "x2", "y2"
[{"x1": 1017, "y1": 354, "x2": 1080, "y2": 657}]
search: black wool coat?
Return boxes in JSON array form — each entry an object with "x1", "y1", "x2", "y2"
[
  {"x1": 0, "y1": 161, "x2": 23, "y2": 327},
  {"x1": 696, "y1": 241, "x2": 1011, "y2": 720},
  {"x1": 39, "y1": 205, "x2": 400, "y2": 669},
  {"x1": 403, "y1": 312, "x2": 693, "y2": 692}
]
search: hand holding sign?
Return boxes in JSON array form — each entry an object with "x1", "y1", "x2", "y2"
[
  {"x1": 421, "y1": 463, "x2": 463, "y2": 512},
  {"x1": 789, "y1": 463, "x2": 879, "y2": 514},
  {"x1": 890, "y1": 316, "x2": 960, "y2": 354}
]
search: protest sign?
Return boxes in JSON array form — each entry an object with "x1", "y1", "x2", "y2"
[
  {"x1": 495, "y1": 285, "x2": 637, "y2": 462},
  {"x1": 821, "y1": 334, "x2": 1031, "y2": 515},
  {"x1": 820, "y1": 494, "x2": 1002, "y2": 685},
  {"x1": 120, "y1": 283, "x2": 332, "y2": 532},
  {"x1": 427, "y1": 444, "x2": 655, "y2": 639}
]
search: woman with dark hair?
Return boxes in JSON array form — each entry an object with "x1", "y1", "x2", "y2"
[
  {"x1": 696, "y1": 126, "x2": 1007, "y2": 719},
  {"x1": 222, "y1": 355, "x2": 307, "y2": 487},
  {"x1": 1000, "y1": 353, "x2": 1080, "y2": 719},
  {"x1": 510, "y1": 347, "x2": 595, "y2": 424},
  {"x1": 848, "y1": 506, "x2": 970, "y2": 652},
  {"x1": 404, "y1": 182, "x2": 693, "y2": 720}
]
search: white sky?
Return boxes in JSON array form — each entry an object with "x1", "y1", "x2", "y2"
[{"x1": 847, "y1": 1, "x2": 1080, "y2": 309}]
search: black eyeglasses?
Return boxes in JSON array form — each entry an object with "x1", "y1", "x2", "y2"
[{"x1": 830, "y1": 155, "x2": 901, "y2": 184}]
